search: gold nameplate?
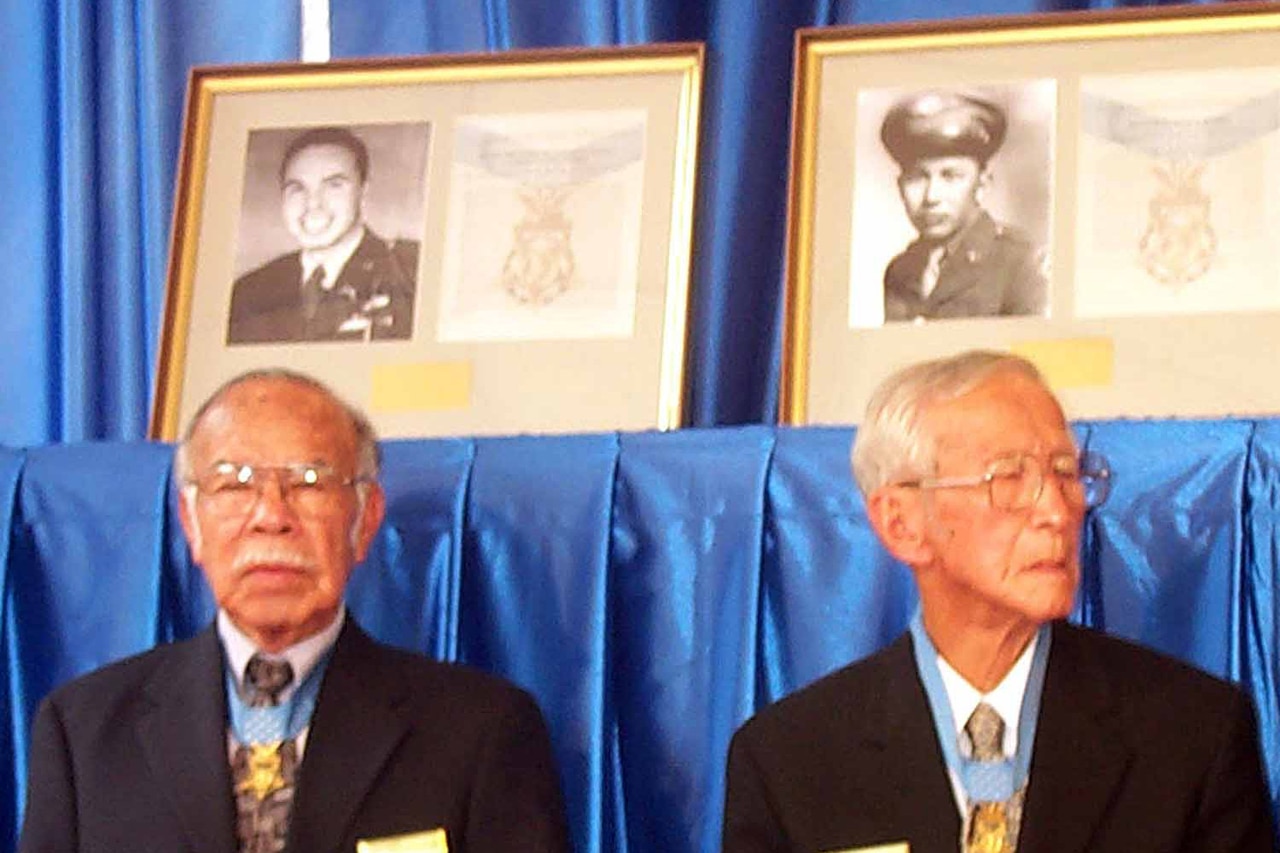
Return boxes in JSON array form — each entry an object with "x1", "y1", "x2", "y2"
[
  {"x1": 823, "y1": 844, "x2": 909, "y2": 853},
  {"x1": 968, "y1": 802, "x2": 1009, "y2": 853},
  {"x1": 357, "y1": 827, "x2": 448, "y2": 852},
  {"x1": 237, "y1": 741, "x2": 286, "y2": 802}
]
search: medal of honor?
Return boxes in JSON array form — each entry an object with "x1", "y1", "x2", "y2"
[
  {"x1": 1137, "y1": 160, "x2": 1216, "y2": 289},
  {"x1": 500, "y1": 186, "x2": 576, "y2": 306},
  {"x1": 238, "y1": 741, "x2": 286, "y2": 801},
  {"x1": 968, "y1": 802, "x2": 1009, "y2": 853}
]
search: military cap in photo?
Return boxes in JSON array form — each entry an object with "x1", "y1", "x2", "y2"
[{"x1": 880, "y1": 91, "x2": 1007, "y2": 167}]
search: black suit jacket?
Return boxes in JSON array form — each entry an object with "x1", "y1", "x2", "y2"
[
  {"x1": 227, "y1": 229, "x2": 417, "y2": 344},
  {"x1": 884, "y1": 211, "x2": 1047, "y2": 322},
  {"x1": 19, "y1": 620, "x2": 570, "y2": 853},
  {"x1": 722, "y1": 622, "x2": 1275, "y2": 852}
]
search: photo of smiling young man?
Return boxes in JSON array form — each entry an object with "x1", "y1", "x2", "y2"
[
  {"x1": 849, "y1": 84, "x2": 1054, "y2": 325},
  {"x1": 227, "y1": 123, "x2": 429, "y2": 345}
]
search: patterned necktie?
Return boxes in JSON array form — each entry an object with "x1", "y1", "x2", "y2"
[
  {"x1": 245, "y1": 655, "x2": 293, "y2": 707},
  {"x1": 233, "y1": 655, "x2": 297, "y2": 853},
  {"x1": 964, "y1": 702, "x2": 1022, "y2": 853}
]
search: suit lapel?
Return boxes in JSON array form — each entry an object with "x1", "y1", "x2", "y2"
[
  {"x1": 287, "y1": 622, "x2": 412, "y2": 853},
  {"x1": 1019, "y1": 623, "x2": 1131, "y2": 853},
  {"x1": 136, "y1": 627, "x2": 238, "y2": 853},
  {"x1": 331, "y1": 231, "x2": 375, "y2": 297},
  {"x1": 861, "y1": 636, "x2": 964, "y2": 849}
]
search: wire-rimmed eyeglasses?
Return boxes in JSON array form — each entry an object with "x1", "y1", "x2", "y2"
[
  {"x1": 186, "y1": 461, "x2": 368, "y2": 517},
  {"x1": 893, "y1": 450, "x2": 1111, "y2": 511}
]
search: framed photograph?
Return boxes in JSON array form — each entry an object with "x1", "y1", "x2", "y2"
[
  {"x1": 150, "y1": 44, "x2": 704, "y2": 440},
  {"x1": 781, "y1": 2, "x2": 1280, "y2": 424}
]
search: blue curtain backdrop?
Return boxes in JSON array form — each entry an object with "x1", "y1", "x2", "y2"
[
  {"x1": 0, "y1": 0, "x2": 1222, "y2": 446},
  {"x1": 1, "y1": 423, "x2": 1278, "y2": 853}
]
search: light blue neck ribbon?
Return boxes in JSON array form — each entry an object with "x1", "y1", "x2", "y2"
[
  {"x1": 225, "y1": 649, "x2": 333, "y2": 746},
  {"x1": 909, "y1": 612, "x2": 1051, "y2": 802}
]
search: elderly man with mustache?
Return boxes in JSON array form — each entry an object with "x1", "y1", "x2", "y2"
[{"x1": 20, "y1": 369, "x2": 570, "y2": 853}]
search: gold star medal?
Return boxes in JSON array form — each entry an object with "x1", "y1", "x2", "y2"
[
  {"x1": 968, "y1": 802, "x2": 1009, "y2": 853},
  {"x1": 237, "y1": 741, "x2": 286, "y2": 801}
]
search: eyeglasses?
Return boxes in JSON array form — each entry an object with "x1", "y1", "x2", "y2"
[
  {"x1": 895, "y1": 450, "x2": 1111, "y2": 511},
  {"x1": 187, "y1": 462, "x2": 367, "y2": 517}
]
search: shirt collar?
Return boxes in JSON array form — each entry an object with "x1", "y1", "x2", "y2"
[
  {"x1": 935, "y1": 630, "x2": 1039, "y2": 758},
  {"x1": 300, "y1": 225, "x2": 366, "y2": 289},
  {"x1": 217, "y1": 607, "x2": 346, "y2": 705}
]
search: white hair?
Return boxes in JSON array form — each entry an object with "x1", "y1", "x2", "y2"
[
  {"x1": 173, "y1": 368, "x2": 380, "y2": 481},
  {"x1": 850, "y1": 350, "x2": 1056, "y2": 496}
]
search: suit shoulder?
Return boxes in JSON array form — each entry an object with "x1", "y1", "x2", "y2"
[
  {"x1": 361, "y1": 639, "x2": 543, "y2": 718},
  {"x1": 363, "y1": 230, "x2": 419, "y2": 262},
  {"x1": 990, "y1": 219, "x2": 1037, "y2": 248},
  {"x1": 233, "y1": 251, "x2": 302, "y2": 292},
  {"x1": 39, "y1": 636, "x2": 203, "y2": 719},
  {"x1": 884, "y1": 242, "x2": 926, "y2": 279},
  {"x1": 390, "y1": 237, "x2": 419, "y2": 264},
  {"x1": 985, "y1": 220, "x2": 1044, "y2": 265},
  {"x1": 736, "y1": 636, "x2": 908, "y2": 742},
  {"x1": 351, "y1": 231, "x2": 419, "y2": 292},
  {"x1": 1057, "y1": 623, "x2": 1246, "y2": 706}
]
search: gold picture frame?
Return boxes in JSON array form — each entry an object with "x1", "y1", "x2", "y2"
[
  {"x1": 781, "y1": 3, "x2": 1280, "y2": 425},
  {"x1": 151, "y1": 44, "x2": 703, "y2": 440}
]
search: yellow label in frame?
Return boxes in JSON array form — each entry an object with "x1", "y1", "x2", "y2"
[
  {"x1": 1011, "y1": 337, "x2": 1114, "y2": 389},
  {"x1": 370, "y1": 362, "x2": 472, "y2": 412}
]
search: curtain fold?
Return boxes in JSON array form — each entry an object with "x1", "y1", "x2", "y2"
[
  {"x1": 460, "y1": 434, "x2": 619, "y2": 853},
  {"x1": 1086, "y1": 420, "x2": 1256, "y2": 675},
  {"x1": 346, "y1": 437, "x2": 475, "y2": 661},
  {"x1": 611, "y1": 427, "x2": 774, "y2": 852},
  {"x1": 1246, "y1": 421, "x2": 1280, "y2": 814},
  {"x1": 0, "y1": 449, "x2": 27, "y2": 851}
]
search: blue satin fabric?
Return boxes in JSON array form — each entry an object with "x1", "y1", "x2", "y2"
[
  {"x1": 1247, "y1": 420, "x2": 1280, "y2": 807},
  {"x1": 761, "y1": 427, "x2": 919, "y2": 703},
  {"x1": 0, "y1": 0, "x2": 301, "y2": 446},
  {"x1": 0, "y1": 448, "x2": 25, "y2": 845},
  {"x1": 458, "y1": 434, "x2": 619, "y2": 846},
  {"x1": 1, "y1": 422, "x2": 1276, "y2": 852},
  {"x1": 0, "y1": 0, "x2": 1222, "y2": 446},
  {"x1": 611, "y1": 427, "x2": 775, "y2": 852},
  {"x1": 1085, "y1": 420, "x2": 1256, "y2": 675}
]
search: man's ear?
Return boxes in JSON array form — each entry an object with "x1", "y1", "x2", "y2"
[
  {"x1": 866, "y1": 486, "x2": 933, "y2": 568},
  {"x1": 177, "y1": 488, "x2": 203, "y2": 564},
  {"x1": 352, "y1": 482, "x2": 386, "y2": 562},
  {"x1": 976, "y1": 165, "x2": 993, "y2": 200}
]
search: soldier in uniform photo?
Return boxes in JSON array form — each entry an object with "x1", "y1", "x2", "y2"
[
  {"x1": 880, "y1": 91, "x2": 1048, "y2": 322},
  {"x1": 227, "y1": 126, "x2": 418, "y2": 344}
]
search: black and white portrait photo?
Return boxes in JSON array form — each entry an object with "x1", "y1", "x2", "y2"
[
  {"x1": 849, "y1": 82, "x2": 1056, "y2": 325},
  {"x1": 226, "y1": 122, "x2": 430, "y2": 345}
]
